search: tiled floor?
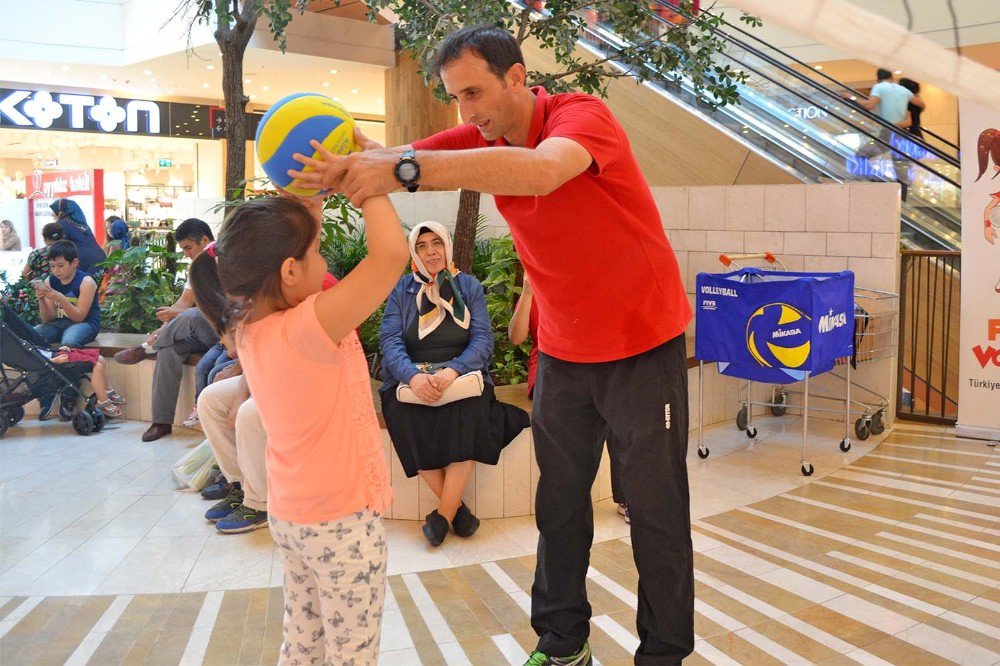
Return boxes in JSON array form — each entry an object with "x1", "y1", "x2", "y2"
[{"x1": 1, "y1": 415, "x2": 998, "y2": 664}]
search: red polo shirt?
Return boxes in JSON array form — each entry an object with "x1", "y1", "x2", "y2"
[{"x1": 413, "y1": 87, "x2": 690, "y2": 363}]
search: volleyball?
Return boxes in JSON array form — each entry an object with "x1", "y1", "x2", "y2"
[
  {"x1": 255, "y1": 93, "x2": 358, "y2": 196},
  {"x1": 745, "y1": 302, "x2": 811, "y2": 369}
]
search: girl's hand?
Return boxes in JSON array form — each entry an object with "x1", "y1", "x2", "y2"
[{"x1": 986, "y1": 225, "x2": 997, "y2": 245}]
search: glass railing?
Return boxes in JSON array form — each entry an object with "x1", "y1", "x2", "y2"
[{"x1": 563, "y1": 2, "x2": 962, "y2": 250}]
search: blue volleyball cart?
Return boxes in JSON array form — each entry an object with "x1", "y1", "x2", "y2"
[{"x1": 694, "y1": 254, "x2": 859, "y2": 476}]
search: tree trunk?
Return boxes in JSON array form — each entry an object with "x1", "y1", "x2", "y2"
[
  {"x1": 452, "y1": 188, "x2": 481, "y2": 273},
  {"x1": 216, "y1": 9, "x2": 258, "y2": 203}
]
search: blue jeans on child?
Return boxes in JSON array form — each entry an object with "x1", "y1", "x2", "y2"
[
  {"x1": 33, "y1": 318, "x2": 99, "y2": 348},
  {"x1": 195, "y1": 343, "x2": 235, "y2": 399}
]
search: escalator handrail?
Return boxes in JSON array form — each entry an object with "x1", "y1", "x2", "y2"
[
  {"x1": 582, "y1": 20, "x2": 962, "y2": 189},
  {"x1": 688, "y1": 3, "x2": 960, "y2": 152},
  {"x1": 651, "y1": 2, "x2": 960, "y2": 166}
]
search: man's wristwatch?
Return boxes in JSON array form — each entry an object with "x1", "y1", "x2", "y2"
[{"x1": 394, "y1": 149, "x2": 421, "y2": 193}]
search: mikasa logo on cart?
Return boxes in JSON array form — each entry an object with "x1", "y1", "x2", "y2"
[
  {"x1": 0, "y1": 89, "x2": 160, "y2": 133},
  {"x1": 818, "y1": 309, "x2": 848, "y2": 333}
]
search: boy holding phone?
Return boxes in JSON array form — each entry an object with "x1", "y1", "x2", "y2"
[{"x1": 33, "y1": 240, "x2": 100, "y2": 348}]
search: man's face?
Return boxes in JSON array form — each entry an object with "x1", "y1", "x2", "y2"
[
  {"x1": 441, "y1": 50, "x2": 522, "y2": 142},
  {"x1": 48, "y1": 256, "x2": 78, "y2": 282},
  {"x1": 178, "y1": 235, "x2": 210, "y2": 260}
]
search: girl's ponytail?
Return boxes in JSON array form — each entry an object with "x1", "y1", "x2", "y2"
[{"x1": 190, "y1": 246, "x2": 249, "y2": 336}]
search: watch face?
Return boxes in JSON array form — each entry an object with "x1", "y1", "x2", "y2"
[{"x1": 397, "y1": 162, "x2": 418, "y2": 181}]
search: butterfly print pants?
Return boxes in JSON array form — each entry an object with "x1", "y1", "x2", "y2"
[{"x1": 270, "y1": 510, "x2": 387, "y2": 665}]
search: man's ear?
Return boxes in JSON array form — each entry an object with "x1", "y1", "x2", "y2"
[{"x1": 506, "y1": 63, "x2": 527, "y2": 90}]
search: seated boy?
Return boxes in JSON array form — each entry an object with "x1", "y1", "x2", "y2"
[{"x1": 33, "y1": 240, "x2": 101, "y2": 348}]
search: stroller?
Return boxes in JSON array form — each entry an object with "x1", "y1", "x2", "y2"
[{"x1": 0, "y1": 320, "x2": 107, "y2": 437}]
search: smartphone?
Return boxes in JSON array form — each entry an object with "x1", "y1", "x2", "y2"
[{"x1": 29, "y1": 278, "x2": 47, "y2": 291}]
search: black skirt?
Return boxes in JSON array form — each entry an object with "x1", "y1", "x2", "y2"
[{"x1": 380, "y1": 382, "x2": 531, "y2": 478}]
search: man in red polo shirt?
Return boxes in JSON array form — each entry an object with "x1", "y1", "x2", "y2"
[{"x1": 290, "y1": 25, "x2": 693, "y2": 666}]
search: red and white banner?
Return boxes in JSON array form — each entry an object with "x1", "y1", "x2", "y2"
[
  {"x1": 26, "y1": 169, "x2": 105, "y2": 248},
  {"x1": 956, "y1": 100, "x2": 1000, "y2": 441}
]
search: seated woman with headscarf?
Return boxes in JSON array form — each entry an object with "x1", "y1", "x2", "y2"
[
  {"x1": 49, "y1": 198, "x2": 106, "y2": 276},
  {"x1": 99, "y1": 216, "x2": 132, "y2": 303},
  {"x1": 380, "y1": 222, "x2": 530, "y2": 547}
]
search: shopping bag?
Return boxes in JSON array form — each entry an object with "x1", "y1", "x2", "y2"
[{"x1": 171, "y1": 440, "x2": 217, "y2": 491}]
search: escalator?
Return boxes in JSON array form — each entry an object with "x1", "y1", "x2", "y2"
[{"x1": 560, "y1": 3, "x2": 964, "y2": 250}]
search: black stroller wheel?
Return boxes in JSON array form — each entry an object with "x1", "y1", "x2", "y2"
[
  {"x1": 90, "y1": 410, "x2": 106, "y2": 433},
  {"x1": 72, "y1": 411, "x2": 94, "y2": 436},
  {"x1": 0, "y1": 411, "x2": 8, "y2": 438},
  {"x1": 8, "y1": 406, "x2": 24, "y2": 425}
]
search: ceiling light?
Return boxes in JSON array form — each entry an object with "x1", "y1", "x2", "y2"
[
  {"x1": 249, "y1": 94, "x2": 257, "y2": 100},
  {"x1": 351, "y1": 89, "x2": 358, "y2": 94},
  {"x1": 60, "y1": 64, "x2": 70, "y2": 71},
  {"x1": 894, "y1": 70, "x2": 902, "y2": 74},
  {"x1": 262, "y1": 85, "x2": 270, "y2": 91},
  {"x1": 202, "y1": 83, "x2": 210, "y2": 88},
  {"x1": 376, "y1": 97, "x2": 384, "y2": 104},
  {"x1": 207, "y1": 64, "x2": 215, "y2": 70},
  {"x1": 245, "y1": 79, "x2": 252, "y2": 85},
  {"x1": 99, "y1": 74, "x2": 108, "y2": 80},
  {"x1": 813, "y1": 65, "x2": 823, "y2": 70},
  {"x1": 329, "y1": 69, "x2": 338, "y2": 74},
  {"x1": 143, "y1": 69, "x2": 153, "y2": 75},
  {"x1": 333, "y1": 96, "x2": 341, "y2": 102},
  {"x1": 322, "y1": 82, "x2": 330, "y2": 87}
]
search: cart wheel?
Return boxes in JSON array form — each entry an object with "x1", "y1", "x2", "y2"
[
  {"x1": 746, "y1": 425, "x2": 758, "y2": 439},
  {"x1": 870, "y1": 411, "x2": 885, "y2": 435},
  {"x1": 770, "y1": 390, "x2": 788, "y2": 417},
  {"x1": 0, "y1": 411, "x2": 8, "y2": 438},
  {"x1": 91, "y1": 411, "x2": 106, "y2": 433},
  {"x1": 801, "y1": 463, "x2": 814, "y2": 476},
  {"x1": 839, "y1": 438, "x2": 852, "y2": 452},
  {"x1": 736, "y1": 406, "x2": 748, "y2": 431},
  {"x1": 72, "y1": 411, "x2": 94, "y2": 436},
  {"x1": 697, "y1": 447, "x2": 710, "y2": 459},
  {"x1": 855, "y1": 418, "x2": 871, "y2": 441},
  {"x1": 8, "y1": 406, "x2": 24, "y2": 426}
]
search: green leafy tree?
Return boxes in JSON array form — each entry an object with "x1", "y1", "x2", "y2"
[
  {"x1": 169, "y1": 0, "x2": 313, "y2": 202},
  {"x1": 99, "y1": 245, "x2": 185, "y2": 334},
  {"x1": 362, "y1": 0, "x2": 759, "y2": 270}
]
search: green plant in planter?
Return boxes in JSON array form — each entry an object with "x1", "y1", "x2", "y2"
[
  {"x1": 0, "y1": 270, "x2": 41, "y2": 326},
  {"x1": 479, "y1": 236, "x2": 532, "y2": 386},
  {"x1": 100, "y1": 245, "x2": 184, "y2": 333}
]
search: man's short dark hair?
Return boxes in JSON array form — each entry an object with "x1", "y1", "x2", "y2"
[
  {"x1": 47, "y1": 240, "x2": 78, "y2": 263},
  {"x1": 430, "y1": 25, "x2": 525, "y2": 80},
  {"x1": 876, "y1": 68, "x2": 893, "y2": 81},
  {"x1": 175, "y1": 218, "x2": 214, "y2": 243}
]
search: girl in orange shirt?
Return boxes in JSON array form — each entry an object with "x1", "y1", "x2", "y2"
[{"x1": 190, "y1": 182, "x2": 408, "y2": 664}]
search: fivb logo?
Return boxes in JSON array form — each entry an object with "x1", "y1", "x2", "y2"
[
  {"x1": 818, "y1": 308, "x2": 848, "y2": 334},
  {"x1": 972, "y1": 320, "x2": 1000, "y2": 368}
]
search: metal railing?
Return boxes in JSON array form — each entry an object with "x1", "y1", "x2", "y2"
[{"x1": 897, "y1": 250, "x2": 961, "y2": 423}]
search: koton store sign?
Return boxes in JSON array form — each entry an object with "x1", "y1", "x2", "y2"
[
  {"x1": 0, "y1": 88, "x2": 162, "y2": 135},
  {"x1": 0, "y1": 87, "x2": 243, "y2": 139}
]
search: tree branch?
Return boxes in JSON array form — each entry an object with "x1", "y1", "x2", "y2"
[
  {"x1": 515, "y1": 4, "x2": 533, "y2": 44},
  {"x1": 416, "y1": 0, "x2": 443, "y2": 19},
  {"x1": 539, "y1": 0, "x2": 594, "y2": 29}
]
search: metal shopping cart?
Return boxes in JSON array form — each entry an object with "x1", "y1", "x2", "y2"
[{"x1": 694, "y1": 253, "x2": 864, "y2": 475}]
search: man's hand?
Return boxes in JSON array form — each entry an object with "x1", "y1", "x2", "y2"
[
  {"x1": 408, "y1": 372, "x2": 443, "y2": 404},
  {"x1": 155, "y1": 306, "x2": 183, "y2": 323},
  {"x1": 986, "y1": 224, "x2": 997, "y2": 245},
  {"x1": 288, "y1": 129, "x2": 396, "y2": 207},
  {"x1": 213, "y1": 363, "x2": 242, "y2": 383},
  {"x1": 145, "y1": 330, "x2": 159, "y2": 347},
  {"x1": 431, "y1": 367, "x2": 459, "y2": 392}
]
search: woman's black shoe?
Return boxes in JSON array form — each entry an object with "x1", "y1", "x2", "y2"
[
  {"x1": 451, "y1": 502, "x2": 480, "y2": 538},
  {"x1": 422, "y1": 510, "x2": 449, "y2": 547}
]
